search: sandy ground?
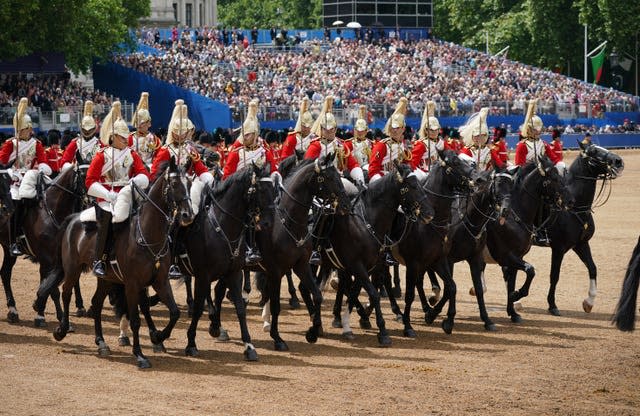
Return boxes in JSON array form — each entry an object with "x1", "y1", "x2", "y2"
[{"x1": 1, "y1": 149, "x2": 639, "y2": 416}]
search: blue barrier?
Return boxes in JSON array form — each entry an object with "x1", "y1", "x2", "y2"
[{"x1": 93, "y1": 62, "x2": 231, "y2": 131}]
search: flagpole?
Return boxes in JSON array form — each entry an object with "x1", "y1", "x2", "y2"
[{"x1": 584, "y1": 24, "x2": 587, "y2": 83}]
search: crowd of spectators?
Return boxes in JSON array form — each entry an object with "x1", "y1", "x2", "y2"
[{"x1": 116, "y1": 31, "x2": 638, "y2": 118}]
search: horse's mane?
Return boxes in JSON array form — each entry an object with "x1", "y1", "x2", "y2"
[
  {"x1": 366, "y1": 170, "x2": 397, "y2": 202},
  {"x1": 513, "y1": 161, "x2": 538, "y2": 190},
  {"x1": 150, "y1": 161, "x2": 171, "y2": 187},
  {"x1": 282, "y1": 158, "x2": 315, "y2": 187},
  {"x1": 213, "y1": 166, "x2": 253, "y2": 197},
  {"x1": 279, "y1": 153, "x2": 303, "y2": 180}
]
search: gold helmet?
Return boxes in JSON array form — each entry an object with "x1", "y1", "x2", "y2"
[
  {"x1": 521, "y1": 99, "x2": 543, "y2": 138},
  {"x1": 354, "y1": 105, "x2": 368, "y2": 132},
  {"x1": 311, "y1": 95, "x2": 337, "y2": 137},
  {"x1": 99, "y1": 101, "x2": 129, "y2": 145},
  {"x1": 241, "y1": 99, "x2": 260, "y2": 136},
  {"x1": 383, "y1": 97, "x2": 408, "y2": 136},
  {"x1": 295, "y1": 97, "x2": 314, "y2": 132},
  {"x1": 418, "y1": 101, "x2": 440, "y2": 140},
  {"x1": 13, "y1": 97, "x2": 32, "y2": 136},
  {"x1": 81, "y1": 100, "x2": 96, "y2": 131},
  {"x1": 167, "y1": 99, "x2": 194, "y2": 144},
  {"x1": 460, "y1": 107, "x2": 489, "y2": 147},
  {"x1": 132, "y1": 92, "x2": 151, "y2": 128}
]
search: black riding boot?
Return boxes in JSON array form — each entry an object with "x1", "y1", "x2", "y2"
[
  {"x1": 309, "y1": 248, "x2": 322, "y2": 266},
  {"x1": 9, "y1": 199, "x2": 25, "y2": 257},
  {"x1": 245, "y1": 227, "x2": 262, "y2": 267},
  {"x1": 168, "y1": 262, "x2": 183, "y2": 279},
  {"x1": 384, "y1": 250, "x2": 398, "y2": 266},
  {"x1": 92, "y1": 207, "x2": 112, "y2": 278}
]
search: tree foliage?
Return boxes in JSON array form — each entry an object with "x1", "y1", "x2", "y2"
[
  {"x1": 0, "y1": 0, "x2": 149, "y2": 73},
  {"x1": 218, "y1": 0, "x2": 321, "y2": 29}
]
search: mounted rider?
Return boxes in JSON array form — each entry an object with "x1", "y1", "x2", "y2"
[
  {"x1": 303, "y1": 95, "x2": 365, "y2": 265},
  {"x1": 492, "y1": 126, "x2": 510, "y2": 166},
  {"x1": 280, "y1": 97, "x2": 315, "y2": 162},
  {"x1": 409, "y1": 100, "x2": 444, "y2": 179},
  {"x1": 344, "y1": 104, "x2": 372, "y2": 177},
  {"x1": 0, "y1": 97, "x2": 52, "y2": 256},
  {"x1": 60, "y1": 100, "x2": 103, "y2": 171},
  {"x1": 129, "y1": 92, "x2": 161, "y2": 168},
  {"x1": 459, "y1": 107, "x2": 505, "y2": 171},
  {"x1": 150, "y1": 99, "x2": 214, "y2": 277},
  {"x1": 85, "y1": 101, "x2": 150, "y2": 277},
  {"x1": 368, "y1": 97, "x2": 412, "y2": 183},
  {"x1": 223, "y1": 98, "x2": 279, "y2": 266}
]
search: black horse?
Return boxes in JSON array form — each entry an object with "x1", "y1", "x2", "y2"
[
  {"x1": 325, "y1": 162, "x2": 434, "y2": 344},
  {"x1": 421, "y1": 167, "x2": 513, "y2": 331},
  {"x1": 255, "y1": 154, "x2": 351, "y2": 351},
  {"x1": 535, "y1": 142, "x2": 624, "y2": 315},
  {"x1": 483, "y1": 156, "x2": 574, "y2": 322},
  {"x1": 0, "y1": 167, "x2": 16, "y2": 319},
  {"x1": 183, "y1": 164, "x2": 275, "y2": 360},
  {"x1": 4, "y1": 165, "x2": 87, "y2": 327},
  {"x1": 613, "y1": 235, "x2": 640, "y2": 331},
  {"x1": 385, "y1": 149, "x2": 476, "y2": 336},
  {"x1": 52, "y1": 157, "x2": 194, "y2": 368}
]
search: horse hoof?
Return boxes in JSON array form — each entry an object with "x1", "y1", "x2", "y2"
[
  {"x1": 34, "y1": 317, "x2": 46, "y2": 328},
  {"x1": 548, "y1": 307, "x2": 561, "y2": 316},
  {"x1": 510, "y1": 314, "x2": 522, "y2": 323},
  {"x1": 359, "y1": 318, "x2": 372, "y2": 330},
  {"x1": 185, "y1": 346, "x2": 199, "y2": 357},
  {"x1": 377, "y1": 334, "x2": 392, "y2": 348},
  {"x1": 118, "y1": 336, "x2": 131, "y2": 347},
  {"x1": 85, "y1": 307, "x2": 94, "y2": 319},
  {"x1": 395, "y1": 314, "x2": 403, "y2": 322},
  {"x1": 244, "y1": 348, "x2": 259, "y2": 362},
  {"x1": 469, "y1": 287, "x2": 476, "y2": 296},
  {"x1": 75, "y1": 308, "x2": 87, "y2": 318},
  {"x1": 152, "y1": 343, "x2": 166, "y2": 353},
  {"x1": 263, "y1": 323, "x2": 271, "y2": 332},
  {"x1": 209, "y1": 325, "x2": 220, "y2": 338},
  {"x1": 425, "y1": 312, "x2": 437, "y2": 325},
  {"x1": 274, "y1": 341, "x2": 289, "y2": 352},
  {"x1": 403, "y1": 328, "x2": 417, "y2": 338},
  {"x1": 7, "y1": 311, "x2": 19, "y2": 324},
  {"x1": 317, "y1": 325, "x2": 325, "y2": 338},
  {"x1": 342, "y1": 331, "x2": 355, "y2": 341},
  {"x1": 98, "y1": 346, "x2": 111, "y2": 357},
  {"x1": 582, "y1": 300, "x2": 593, "y2": 313},
  {"x1": 67, "y1": 323, "x2": 75, "y2": 333},
  {"x1": 332, "y1": 318, "x2": 342, "y2": 328},
  {"x1": 53, "y1": 327, "x2": 66, "y2": 341},
  {"x1": 485, "y1": 322, "x2": 497, "y2": 331},
  {"x1": 428, "y1": 296, "x2": 439, "y2": 307},
  {"x1": 442, "y1": 319, "x2": 454, "y2": 334},
  {"x1": 217, "y1": 329, "x2": 230, "y2": 342},
  {"x1": 137, "y1": 357, "x2": 151, "y2": 369},
  {"x1": 289, "y1": 297, "x2": 300, "y2": 309},
  {"x1": 305, "y1": 329, "x2": 318, "y2": 344},
  {"x1": 392, "y1": 287, "x2": 402, "y2": 299},
  {"x1": 149, "y1": 330, "x2": 162, "y2": 345},
  {"x1": 513, "y1": 301, "x2": 524, "y2": 312}
]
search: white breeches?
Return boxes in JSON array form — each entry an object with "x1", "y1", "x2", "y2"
[
  {"x1": 17, "y1": 170, "x2": 39, "y2": 199},
  {"x1": 78, "y1": 185, "x2": 136, "y2": 223}
]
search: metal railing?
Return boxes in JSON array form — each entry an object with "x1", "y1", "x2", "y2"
[{"x1": 0, "y1": 103, "x2": 134, "y2": 131}]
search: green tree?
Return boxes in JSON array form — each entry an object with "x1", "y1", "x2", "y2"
[
  {"x1": 218, "y1": 0, "x2": 321, "y2": 29},
  {"x1": 0, "y1": 0, "x2": 149, "y2": 73}
]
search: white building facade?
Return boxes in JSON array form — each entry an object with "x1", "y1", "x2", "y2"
[{"x1": 145, "y1": 0, "x2": 218, "y2": 28}]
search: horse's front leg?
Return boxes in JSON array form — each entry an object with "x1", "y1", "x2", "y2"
[
  {"x1": 502, "y1": 265, "x2": 521, "y2": 323},
  {"x1": 127, "y1": 288, "x2": 149, "y2": 369},
  {"x1": 208, "y1": 278, "x2": 227, "y2": 340},
  {"x1": 1, "y1": 250, "x2": 19, "y2": 323},
  {"x1": 572, "y1": 242, "x2": 597, "y2": 313},
  {"x1": 149, "y1": 276, "x2": 180, "y2": 347},
  {"x1": 267, "y1": 273, "x2": 288, "y2": 351},
  {"x1": 468, "y1": 257, "x2": 496, "y2": 331},
  {"x1": 354, "y1": 264, "x2": 390, "y2": 347},
  {"x1": 428, "y1": 259, "x2": 457, "y2": 334},
  {"x1": 226, "y1": 270, "x2": 258, "y2": 361},
  {"x1": 293, "y1": 260, "x2": 323, "y2": 343},
  {"x1": 547, "y1": 248, "x2": 566, "y2": 316},
  {"x1": 185, "y1": 272, "x2": 210, "y2": 357}
]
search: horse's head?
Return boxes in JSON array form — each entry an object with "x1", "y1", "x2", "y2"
[
  {"x1": 247, "y1": 163, "x2": 276, "y2": 231},
  {"x1": 312, "y1": 153, "x2": 350, "y2": 215},
  {"x1": 0, "y1": 163, "x2": 14, "y2": 217},
  {"x1": 165, "y1": 156, "x2": 194, "y2": 227},
  {"x1": 394, "y1": 162, "x2": 434, "y2": 224},
  {"x1": 536, "y1": 155, "x2": 574, "y2": 210},
  {"x1": 578, "y1": 140, "x2": 624, "y2": 179},
  {"x1": 491, "y1": 165, "x2": 514, "y2": 224},
  {"x1": 438, "y1": 149, "x2": 476, "y2": 193}
]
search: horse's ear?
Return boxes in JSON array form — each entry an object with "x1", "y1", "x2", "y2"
[
  {"x1": 578, "y1": 139, "x2": 587, "y2": 152},
  {"x1": 170, "y1": 155, "x2": 177, "y2": 170},
  {"x1": 327, "y1": 152, "x2": 336, "y2": 165}
]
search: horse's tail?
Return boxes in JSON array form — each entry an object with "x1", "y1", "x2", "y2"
[{"x1": 613, "y1": 236, "x2": 640, "y2": 331}]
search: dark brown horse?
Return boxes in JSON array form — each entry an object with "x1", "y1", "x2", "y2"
[{"x1": 52, "y1": 157, "x2": 194, "y2": 368}]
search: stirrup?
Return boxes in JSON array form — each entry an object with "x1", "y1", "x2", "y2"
[
  {"x1": 534, "y1": 231, "x2": 551, "y2": 246},
  {"x1": 168, "y1": 264, "x2": 183, "y2": 279},
  {"x1": 309, "y1": 250, "x2": 322, "y2": 266},
  {"x1": 92, "y1": 260, "x2": 107, "y2": 278},
  {"x1": 245, "y1": 248, "x2": 262, "y2": 267},
  {"x1": 384, "y1": 252, "x2": 398, "y2": 266},
  {"x1": 9, "y1": 242, "x2": 23, "y2": 257}
]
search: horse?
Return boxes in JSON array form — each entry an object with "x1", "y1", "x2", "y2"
[
  {"x1": 535, "y1": 141, "x2": 624, "y2": 315},
  {"x1": 3, "y1": 165, "x2": 88, "y2": 327},
  {"x1": 52, "y1": 157, "x2": 194, "y2": 368},
  {"x1": 182, "y1": 163, "x2": 275, "y2": 360},
  {"x1": 420, "y1": 167, "x2": 513, "y2": 331},
  {"x1": 0, "y1": 167, "x2": 16, "y2": 320},
  {"x1": 482, "y1": 156, "x2": 574, "y2": 322},
  {"x1": 382, "y1": 149, "x2": 476, "y2": 337},
  {"x1": 325, "y1": 162, "x2": 435, "y2": 345},
  {"x1": 256, "y1": 154, "x2": 351, "y2": 351},
  {"x1": 613, "y1": 235, "x2": 640, "y2": 331}
]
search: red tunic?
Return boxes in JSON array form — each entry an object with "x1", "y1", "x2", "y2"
[
  {"x1": 85, "y1": 149, "x2": 149, "y2": 193},
  {"x1": 514, "y1": 139, "x2": 560, "y2": 166},
  {"x1": 45, "y1": 146, "x2": 63, "y2": 173},
  {"x1": 443, "y1": 138, "x2": 461, "y2": 153},
  {"x1": 460, "y1": 145, "x2": 505, "y2": 170},
  {"x1": 304, "y1": 139, "x2": 359, "y2": 172},
  {"x1": 223, "y1": 145, "x2": 278, "y2": 180},
  {"x1": 60, "y1": 137, "x2": 104, "y2": 166},
  {"x1": 551, "y1": 140, "x2": 563, "y2": 161},
  {"x1": 368, "y1": 139, "x2": 406, "y2": 179},
  {"x1": 150, "y1": 145, "x2": 209, "y2": 181},
  {"x1": 494, "y1": 140, "x2": 509, "y2": 164},
  {"x1": 280, "y1": 132, "x2": 299, "y2": 162},
  {"x1": 0, "y1": 138, "x2": 48, "y2": 169}
]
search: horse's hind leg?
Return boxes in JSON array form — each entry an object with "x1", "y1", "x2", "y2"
[
  {"x1": 52, "y1": 269, "x2": 82, "y2": 342},
  {"x1": 503, "y1": 266, "x2": 521, "y2": 323},
  {"x1": 425, "y1": 269, "x2": 441, "y2": 307},
  {"x1": 293, "y1": 260, "x2": 324, "y2": 344},
  {"x1": 378, "y1": 266, "x2": 403, "y2": 320},
  {"x1": 126, "y1": 288, "x2": 150, "y2": 369},
  {"x1": 149, "y1": 277, "x2": 181, "y2": 349},
  {"x1": 208, "y1": 279, "x2": 227, "y2": 340},
  {"x1": 91, "y1": 280, "x2": 112, "y2": 356},
  {"x1": 392, "y1": 264, "x2": 402, "y2": 298},
  {"x1": 227, "y1": 270, "x2": 258, "y2": 361},
  {"x1": 547, "y1": 248, "x2": 566, "y2": 316},
  {"x1": 267, "y1": 273, "x2": 288, "y2": 351},
  {"x1": 1, "y1": 251, "x2": 18, "y2": 323},
  {"x1": 73, "y1": 280, "x2": 86, "y2": 317},
  {"x1": 185, "y1": 273, "x2": 210, "y2": 357},
  {"x1": 468, "y1": 257, "x2": 495, "y2": 331},
  {"x1": 428, "y1": 260, "x2": 457, "y2": 334},
  {"x1": 572, "y1": 242, "x2": 597, "y2": 313},
  {"x1": 286, "y1": 269, "x2": 300, "y2": 309}
]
